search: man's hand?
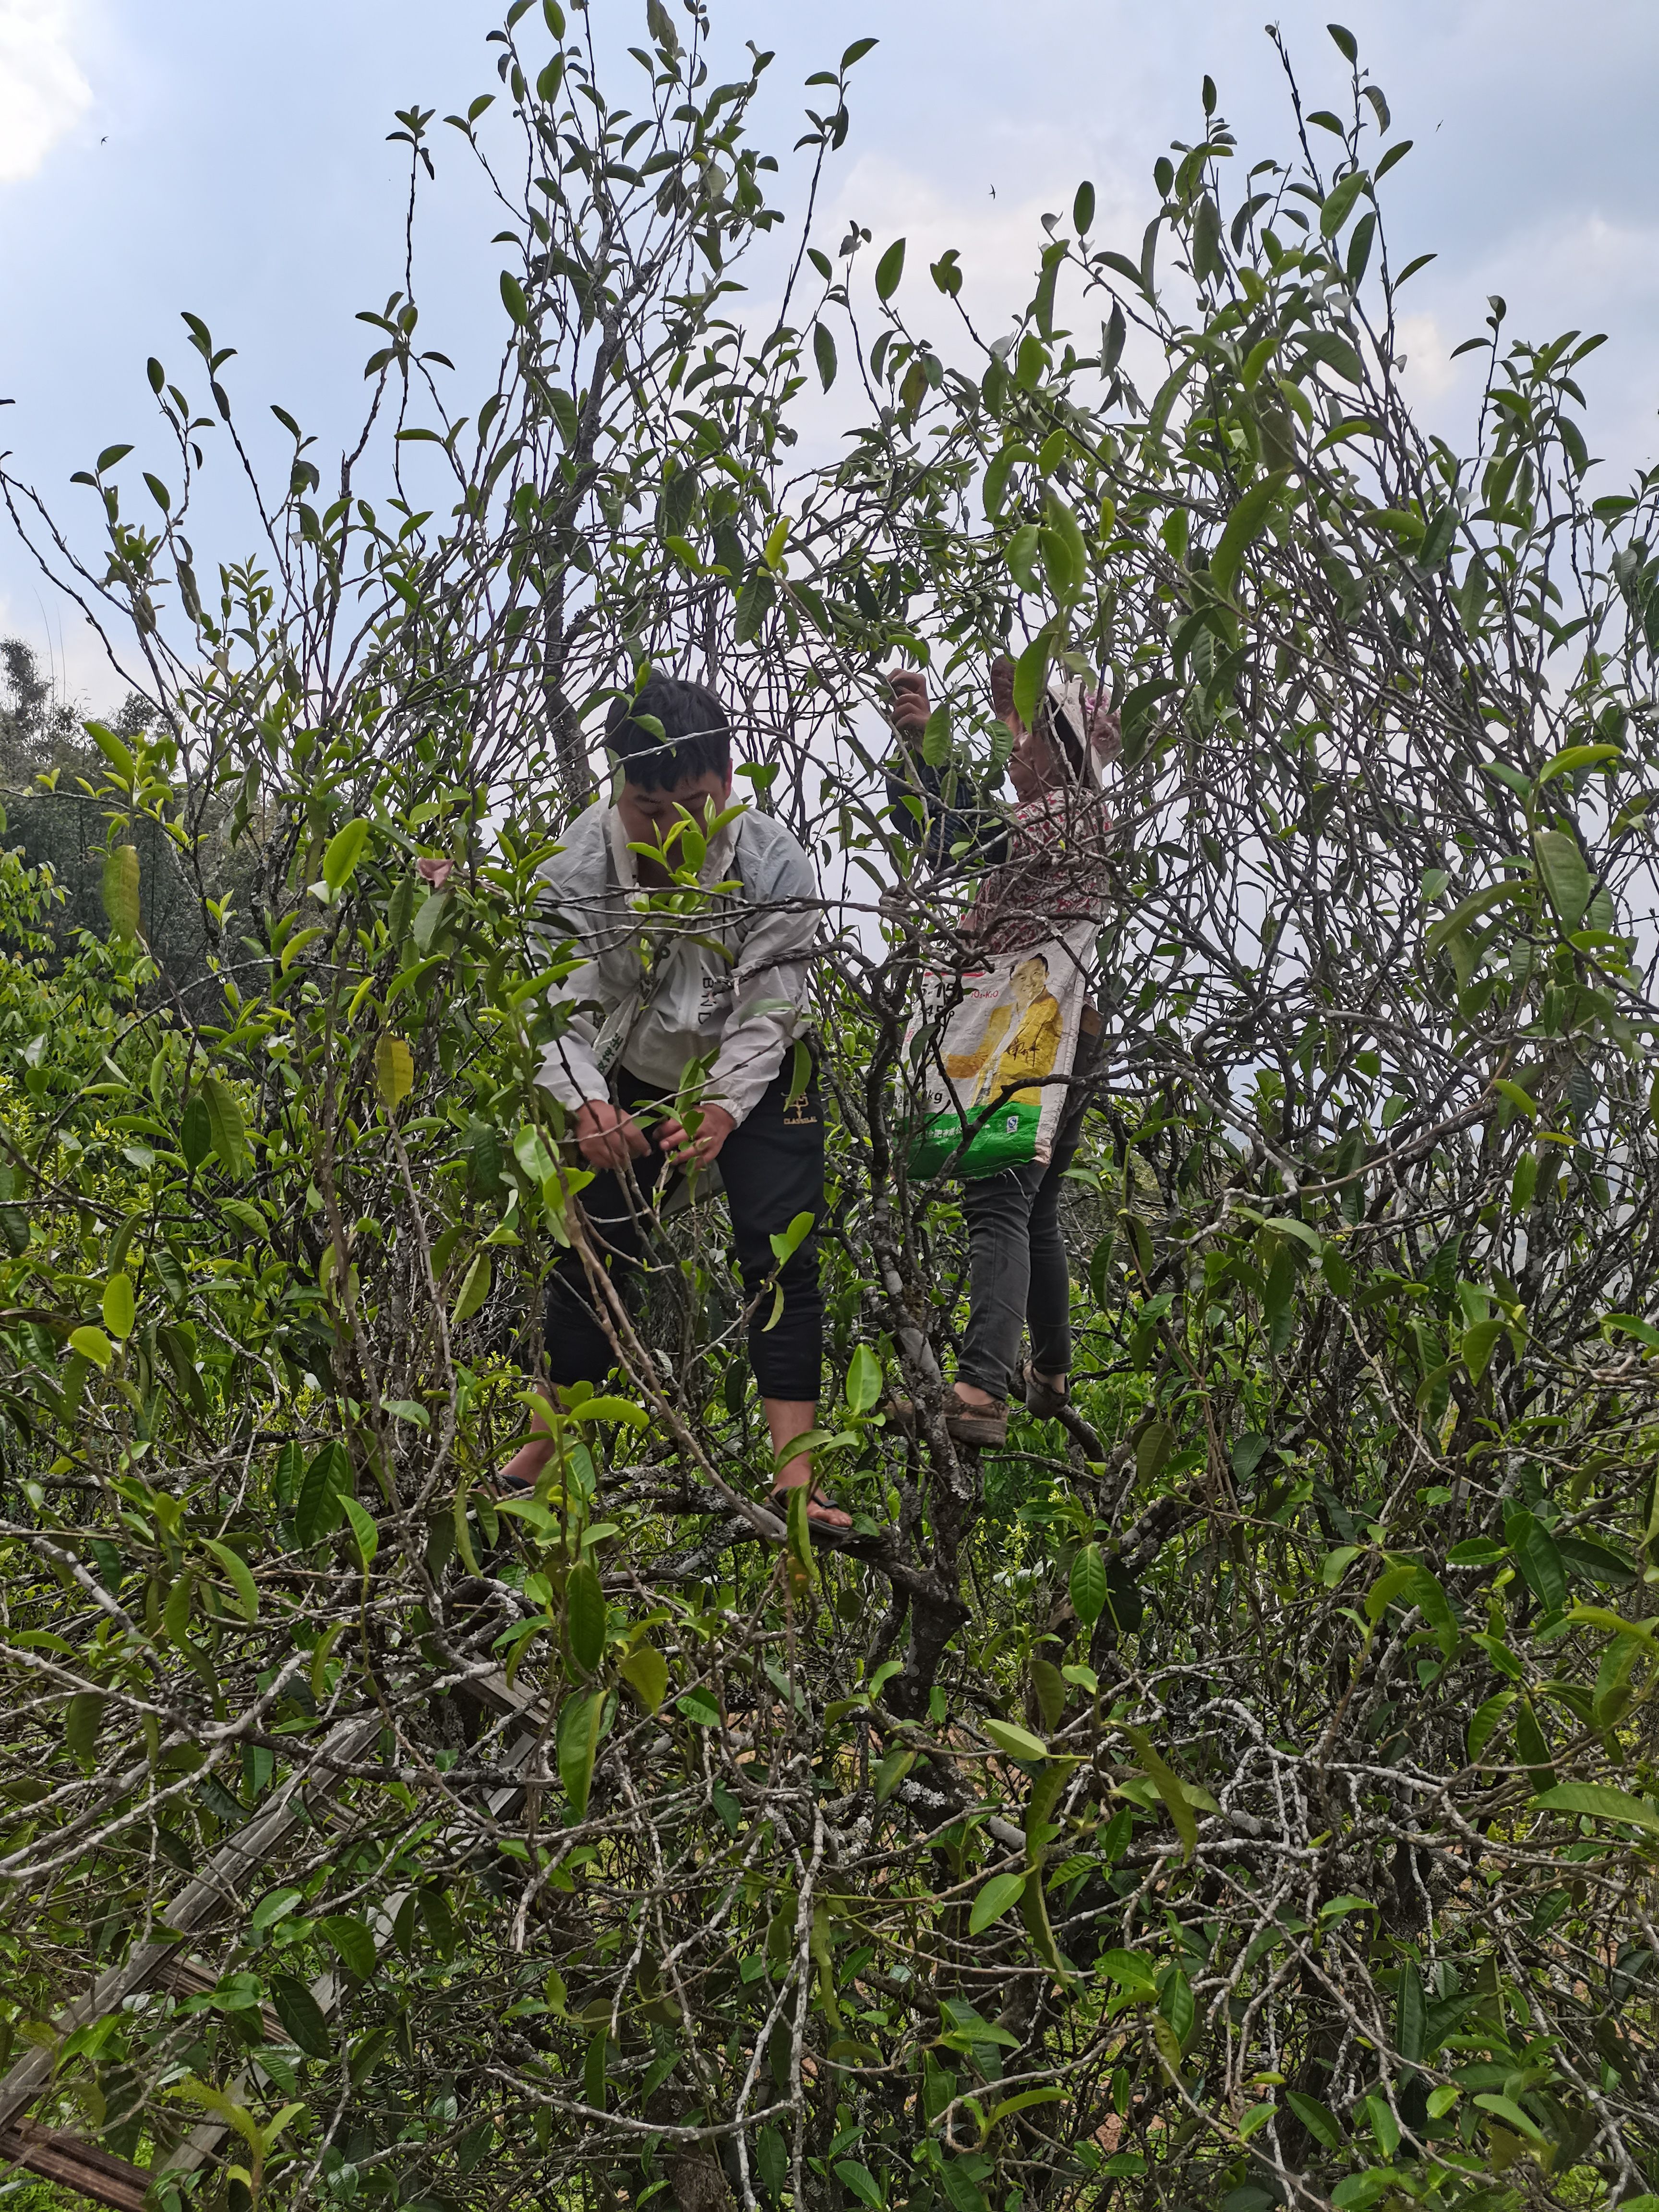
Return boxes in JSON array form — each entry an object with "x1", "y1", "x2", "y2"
[
  {"x1": 658, "y1": 1102, "x2": 735, "y2": 1170},
  {"x1": 574, "y1": 1098, "x2": 650, "y2": 1169},
  {"x1": 1087, "y1": 694, "x2": 1122, "y2": 767},
  {"x1": 885, "y1": 668, "x2": 931, "y2": 736}
]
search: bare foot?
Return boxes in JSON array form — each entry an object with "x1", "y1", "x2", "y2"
[
  {"x1": 769, "y1": 1479, "x2": 854, "y2": 1533},
  {"x1": 495, "y1": 1433, "x2": 556, "y2": 1495},
  {"x1": 953, "y1": 1379, "x2": 1001, "y2": 1411}
]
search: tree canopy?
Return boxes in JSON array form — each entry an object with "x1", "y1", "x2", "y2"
[{"x1": 3, "y1": 9, "x2": 1659, "y2": 2212}]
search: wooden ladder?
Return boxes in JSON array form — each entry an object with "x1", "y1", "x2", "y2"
[{"x1": 1, "y1": 1671, "x2": 549, "y2": 2207}]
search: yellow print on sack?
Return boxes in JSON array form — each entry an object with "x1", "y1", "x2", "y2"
[{"x1": 942, "y1": 953, "x2": 1062, "y2": 1107}]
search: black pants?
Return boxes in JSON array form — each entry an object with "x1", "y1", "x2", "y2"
[
  {"x1": 543, "y1": 1063, "x2": 824, "y2": 1403},
  {"x1": 958, "y1": 1048, "x2": 1095, "y2": 1402}
]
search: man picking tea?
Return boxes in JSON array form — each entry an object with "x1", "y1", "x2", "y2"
[{"x1": 498, "y1": 673, "x2": 850, "y2": 1533}]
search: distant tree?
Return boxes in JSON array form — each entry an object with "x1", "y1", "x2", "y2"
[{"x1": 0, "y1": 634, "x2": 246, "y2": 993}]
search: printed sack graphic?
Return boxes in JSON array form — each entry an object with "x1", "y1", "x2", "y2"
[{"x1": 903, "y1": 921, "x2": 1095, "y2": 1178}]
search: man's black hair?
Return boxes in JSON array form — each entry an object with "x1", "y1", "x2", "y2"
[{"x1": 606, "y1": 673, "x2": 732, "y2": 790}]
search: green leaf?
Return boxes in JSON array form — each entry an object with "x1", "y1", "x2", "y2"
[
  {"x1": 295, "y1": 1443, "x2": 349, "y2": 1547},
  {"x1": 968, "y1": 1869, "x2": 1026, "y2": 1934},
  {"x1": 340, "y1": 1496, "x2": 378, "y2": 1571},
  {"x1": 569, "y1": 1394, "x2": 647, "y2": 1430},
  {"x1": 101, "y1": 846, "x2": 140, "y2": 940},
  {"x1": 322, "y1": 817, "x2": 371, "y2": 896},
  {"x1": 812, "y1": 322, "x2": 837, "y2": 391},
  {"x1": 1395, "y1": 1959, "x2": 1426, "y2": 2063},
  {"x1": 1072, "y1": 180, "x2": 1095, "y2": 233},
  {"x1": 1029, "y1": 1657, "x2": 1066, "y2": 1733},
  {"x1": 1209, "y1": 471, "x2": 1288, "y2": 602},
  {"x1": 873, "y1": 1743, "x2": 914, "y2": 1803},
  {"x1": 69, "y1": 1325, "x2": 113, "y2": 1371},
  {"x1": 1043, "y1": 485, "x2": 1087, "y2": 588},
  {"x1": 1122, "y1": 1724, "x2": 1198, "y2": 1859},
  {"x1": 1407, "y1": 1566, "x2": 1460, "y2": 1659},
  {"x1": 451, "y1": 1250, "x2": 493, "y2": 1325},
  {"x1": 1473, "y1": 2093, "x2": 1547, "y2": 2144},
  {"x1": 87, "y1": 720, "x2": 135, "y2": 780},
  {"x1": 203, "y1": 1539, "x2": 258, "y2": 1623},
  {"x1": 375, "y1": 1034, "x2": 414, "y2": 1110},
  {"x1": 1191, "y1": 192, "x2": 1225, "y2": 284},
  {"x1": 180, "y1": 1095, "x2": 211, "y2": 1171},
  {"x1": 65, "y1": 1690, "x2": 106, "y2": 1767},
  {"x1": 1508, "y1": 1510, "x2": 1568, "y2": 1614},
  {"x1": 1491, "y1": 1078, "x2": 1538, "y2": 1121},
  {"x1": 619, "y1": 1641, "x2": 667, "y2": 1713},
  {"x1": 500, "y1": 270, "x2": 529, "y2": 325},
  {"x1": 834, "y1": 2162, "x2": 883, "y2": 2211},
  {"x1": 768, "y1": 1209, "x2": 815, "y2": 1265},
  {"x1": 200, "y1": 1075, "x2": 250, "y2": 1178},
  {"x1": 1423, "y1": 880, "x2": 1517, "y2": 958},
  {"x1": 251, "y1": 1886, "x2": 303, "y2": 1931},
  {"x1": 1136, "y1": 1419, "x2": 1176, "y2": 1482},
  {"x1": 566, "y1": 1559, "x2": 606, "y2": 1674},
  {"x1": 102, "y1": 1272, "x2": 135, "y2": 1341},
  {"x1": 1285, "y1": 2089, "x2": 1343, "y2": 2149},
  {"x1": 875, "y1": 238, "x2": 906, "y2": 301},
  {"x1": 1532, "y1": 1781, "x2": 1659, "y2": 1834},
  {"x1": 557, "y1": 1688, "x2": 604, "y2": 1819},
  {"x1": 1011, "y1": 632, "x2": 1049, "y2": 730},
  {"x1": 270, "y1": 1972, "x2": 333, "y2": 2060},
  {"x1": 1460, "y1": 1315, "x2": 1505, "y2": 1383},
  {"x1": 1100, "y1": 1948, "x2": 1158, "y2": 1999},
  {"x1": 733, "y1": 568, "x2": 775, "y2": 642},
  {"x1": 983, "y1": 1717, "x2": 1048, "y2": 1761},
  {"x1": 1534, "y1": 827, "x2": 1591, "y2": 928},
  {"x1": 317, "y1": 1914, "x2": 377, "y2": 1979},
  {"x1": 1467, "y1": 1689, "x2": 1515, "y2": 1762},
  {"x1": 1538, "y1": 741, "x2": 1622, "y2": 786},
  {"x1": 1320, "y1": 168, "x2": 1369, "y2": 238},
  {"x1": 1070, "y1": 1543, "x2": 1107, "y2": 1626},
  {"x1": 757, "y1": 2128, "x2": 788, "y2": 2198},
  {"x1": 845, "y1": 1343, "x2": 882, "y2": 1416},
  {"x1": 986, "y1": 2086, "x2": 1066, "y2": 2131},
  {"x1": 1159, "y1": 1963, "x2": 1194, "y2": 2046},
  {"x1": 1296, "y1": 330, "x2": 1365, "y2": 385}
]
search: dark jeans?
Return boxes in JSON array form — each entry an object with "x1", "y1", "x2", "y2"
[
  {"x1": 958, "y1": 1066, "x2": 1093, "y2": 1403},
  {"x1": 543, "y1": 1061, "x2": 824, "y2": 1403}
]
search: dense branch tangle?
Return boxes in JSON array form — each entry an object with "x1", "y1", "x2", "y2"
[{"x1": 4, "y1": 11, "x2": 1659, "y2": 2212}]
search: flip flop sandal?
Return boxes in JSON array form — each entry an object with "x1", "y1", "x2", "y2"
[{"x1": 766, "y1": 1484, "x2": 856, "y2": 1540}]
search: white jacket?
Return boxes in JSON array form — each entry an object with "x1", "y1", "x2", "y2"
[{"x1": 534, "y1": 801, "x2": 819, "y2": 1126}]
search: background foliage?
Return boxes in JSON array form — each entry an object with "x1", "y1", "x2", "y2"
[{"x1": 3, "y1": 9, "x2": 1659, "y2": 2212}]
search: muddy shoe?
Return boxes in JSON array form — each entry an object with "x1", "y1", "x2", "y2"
[
  {"x1": 1016, "y1": 1360, "x2": 1070, "y2": 1419},
  {"x1": 887, "y1": 1387, "x2": 1008, "y2": 1449}
]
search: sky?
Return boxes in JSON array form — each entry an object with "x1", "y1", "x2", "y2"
[{"x1": 2, "y1": 0, "x2": 1658, "y2": 709}]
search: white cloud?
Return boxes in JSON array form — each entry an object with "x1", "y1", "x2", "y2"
[
  {"x1": 1394, "y1": 313, "x2": 1467, "y2": 406},
  {"x1": 824, "y1": 146, "x2": 1145, "y2": 346},
  {"x1": 0, "y1": 0, "x2": 91, "y2": 184}
]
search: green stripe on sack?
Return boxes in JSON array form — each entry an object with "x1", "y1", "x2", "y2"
[{"x1": 907, "y1": 1101, "x2": 1041, "y2": 1178}]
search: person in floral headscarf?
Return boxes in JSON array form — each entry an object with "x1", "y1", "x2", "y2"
[{"x1": 886, "y1": 656, "x2": 1119, "y2": 1448}]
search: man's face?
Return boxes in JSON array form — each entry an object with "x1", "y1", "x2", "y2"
[
  {"x1": 615, "y1": 766, "x2": 733, "y2": 858},
  {"x1": 1011, "y1": 958, "x2": 1048, "y2": 1009}
]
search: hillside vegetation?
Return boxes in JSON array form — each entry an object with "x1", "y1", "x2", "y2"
[{"x1": 2, "y1": 10, "x2": 1659, "y2": 2211}]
